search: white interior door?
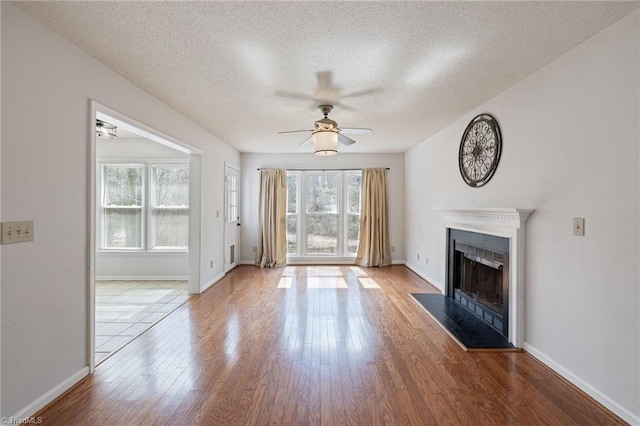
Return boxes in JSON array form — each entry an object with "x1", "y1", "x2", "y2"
[{"x1": 224, "y1": 164, "x2": 240, "y2": 272}]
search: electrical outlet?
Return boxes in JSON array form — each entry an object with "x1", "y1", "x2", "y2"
[
  {"x1": 252, "y1": 246, "x2": 257, "y2": 253},
  {"x1": 573, "y1": 217, "x2": 585, "y2": 236},
  {"x1": 425, "y1": 256, "x2": 429, "y2": 266},
  {"x1": 1, "y1": 221, "x2": 34, "y2": 244},
  {"x1": 210, "y1": 260, "x2": 214, "y2": 268},
  {"x1": 417, "y1": 253, "x2": 420, "y2": 260},
  {"x1": 391, "y1": 246, "x2": 395, "y2": 253}
]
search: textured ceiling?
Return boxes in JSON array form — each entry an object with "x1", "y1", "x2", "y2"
[{"x1": 14, "y1": 1, "x2": 640, "y2": 154}]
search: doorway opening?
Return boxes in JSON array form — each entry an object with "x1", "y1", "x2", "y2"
[
  {"x1": 90, "y1": 103, "x2": 202, "y2": 368},
  {"x1": 224, "y1": 163, "x2": 240, "y2": 273}
]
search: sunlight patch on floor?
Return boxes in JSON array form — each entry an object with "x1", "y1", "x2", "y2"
[
  {"x1": 358, "y1": 277, "x2": 381, "y2": 289},
  {"x1": 282, "y1": 266, "x2": 296, "y2": 276},
  {"x1": 308, "y1": 277, "x2": 348, "y2": 288},
  {"x1": 308, "y1": 266, "x2": 342, "y2": 277},
  {"x1": 278, "y1": 277, "x2": 294, "y2": 288},
  {"x1": 350, "y1": 266, "x2": 368, "y2": 277},
  {"x1": 280, "y1": 266, "x2": 380, "y2": 289},
  {"x1": 351, "y1": 266, "x2": 382, "y2": 288}
]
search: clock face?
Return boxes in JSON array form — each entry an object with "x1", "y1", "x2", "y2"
[{"x1": 458, "y1": 114, "x2": 502, "y2": 187}]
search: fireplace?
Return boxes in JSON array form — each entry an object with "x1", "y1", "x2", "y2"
[
  {"x1": 448, "y1": 229, "x2": 509, "y2": 336},
  {"x1": 439, "y1": 207, "x2": 533, "y2": 347}
]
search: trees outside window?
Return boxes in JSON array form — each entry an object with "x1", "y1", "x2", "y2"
[
  {"x1": 286, "y1": 170, "x2": 361, "y2": 257},
  {"x1": 101, "y1": 163, "x2": 189, "y2": 251},
  {"x1": 151, "y1": 166, "x2": 190, "y2": 249},
  {"x1": 346, "y1": 173, "x2": 362, "y2": 253},
  {"x1": 103, "y1": 165, "x2": 143, "y2": 248}
]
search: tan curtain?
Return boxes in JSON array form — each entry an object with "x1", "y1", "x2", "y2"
[
  {"x1": 355, "y1": 168, "x2": 391, "y2": 267},
  {"x1": 256, "y1": 168, "x2": 287, "y2": 268}
]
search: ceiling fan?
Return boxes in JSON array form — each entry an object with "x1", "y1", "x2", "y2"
[
  {"x1": 278, "y1": 105, "x2": 374, "y2": 156},
  {"x1": 275, "y1": 71, "x2": 381, "y2": 112}
]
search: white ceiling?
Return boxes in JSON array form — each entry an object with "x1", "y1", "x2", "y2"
[{"x1": 15, "y1": 1, "x2": 640, "y2": 154}]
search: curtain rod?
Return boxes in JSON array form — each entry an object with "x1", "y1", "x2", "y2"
[{"x1": 257, "y1": 167, "x2": 390, "y2": 171}]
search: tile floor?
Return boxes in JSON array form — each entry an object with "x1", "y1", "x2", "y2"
[{"x1": 95, "y1": 280, "x2": 190, "y2": 364}]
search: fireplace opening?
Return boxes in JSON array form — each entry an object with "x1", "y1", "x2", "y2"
[
  {"x1": 459, "y1": 254, "x2": 503, "y2": 314},
  {"x1": 448, "y1": 229, "x2": 509, "y2": 337}
]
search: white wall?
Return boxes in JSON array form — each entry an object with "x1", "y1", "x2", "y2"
[
  {"x1": 240, "y1": 153, "x2": 405, "y2": 264},
  {"x1": 0, "y1": 3, "x2": 3, "y2": 415},
  {"x1": 1, "y1": 4, "x2": 239, "y2": 417},
  {"x1": 97, "y1": 137, "x2": 187, "y2": 159},
  {"x1": 405, "y1": 11, "x2": 640, "y2": 423},
  {"x1": 95, "y1": 253, "x2": 188, "y2": 281},
  {"x1": 96, "y1": 138, "x2": 189, "y2": 279}
]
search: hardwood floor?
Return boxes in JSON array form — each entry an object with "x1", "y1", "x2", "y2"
[{"x1": 39, "y1": 265, "x2": 623, "y2": 425}]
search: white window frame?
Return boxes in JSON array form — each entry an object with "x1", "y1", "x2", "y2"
[
  {"x1": 344, "y1": 170, "x2": 362, "y2": 256},
  {"x1": 286, "y1": 170, "x2": 361, "y2": 260},
  {"x1": 98, "y1": 161, "x2": 189, "y2": 253},
  {"x1": 286, "y1": 172, "x2": 300, "y2": 256}
]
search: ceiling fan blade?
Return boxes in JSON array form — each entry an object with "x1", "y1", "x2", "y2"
[
  {"x1": 342, "y1": 87, "x2": 382, "y2": 99},
  {"x1": 331, "y1": 101, "x2": 355, "y2": 112},
  {"x1": 338, "y1": 133, "x2": 356, "y2": 146},
  {"x1": 278, "y1": 130, "x2": 312, "y2": 134},
  {"x1": 340, "y1": 127, "x2": 374, "y2": 135},
  {"x1": 275, "y1": 90, "x2": 317, "y2": 101},
  {"x1": 298, "y1": 135, "x2": 313, "y2": 145}
]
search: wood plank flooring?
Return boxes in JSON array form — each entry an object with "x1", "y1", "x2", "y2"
[{"x1": 38, "y1": 265, "x2": 623, "y2": 425}]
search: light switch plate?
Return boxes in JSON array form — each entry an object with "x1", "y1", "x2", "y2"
[
  {"x1": 573, "y1": 217, "x2": 585, "y2": 236},
  {"x1": 1, "y1": 221, "x2": 35, "y2": 244}
]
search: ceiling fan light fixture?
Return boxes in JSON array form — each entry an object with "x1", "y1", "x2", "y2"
[
  {"x1": 96, "y1": 119, "x2": 118, "y2": 139},
  {"x1": 312, "y1": 130, "x2": 338, "y2": 156}
]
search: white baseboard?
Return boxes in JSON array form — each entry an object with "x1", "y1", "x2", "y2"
[
  {"x1": 286, "y1": 260, "x2": 353, "y2": 265},
  {"x1": 403, "y1": 262, "x2": 444, "y2": 293},
  {"x1": 391, "y1": 260, "x2": 406, "y2": 265},
  {"x1": 12, "y1": 367, "x2": 89, "y2": 420},
  {"x1": 96, "y1": 275, "x2": 188, "y2": 281},
  {"x1": 201, "y1": 272, "x2": 225, "y2": 293},
  {"x1": 239, "y1": 260, "x2": 255, "y2": 265},
  {"x1": 523, "y1": 343, "x2": 639, "y2": 425},
  {"x1": 286, "y1": 256, "x2": 356, "y2": 265}
]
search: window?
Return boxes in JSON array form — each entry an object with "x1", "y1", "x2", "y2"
[
  {"x1": 226, "y1": 171, "x2": 238, "y2": 223},
  {"x1": 286, "y1": 170, "x2": 361, "y2": 257},
  {"x1": 151, "y1": 166, "x2": 189, "y2": 249},
  {"x1": 286, "y1": 173, "x2": 298, "y2": 254},
  {"x1": 103, "y1": 165, "x2": 143, "y2": 249},
  {"x1": 100, "y1": 162, "x2": 189, "y2": 251},
  {"x1": 306, "y1": 173, "x2": 339, "y2": 254}
]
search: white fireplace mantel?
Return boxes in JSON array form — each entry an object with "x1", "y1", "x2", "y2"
[{"x1": 437, "y1": 207, "x2": 534, "y2": 347}]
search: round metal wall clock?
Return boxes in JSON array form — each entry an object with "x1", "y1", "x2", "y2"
[{"x1": 458, "y1": 114, "x2": 502, "y2": 187}]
